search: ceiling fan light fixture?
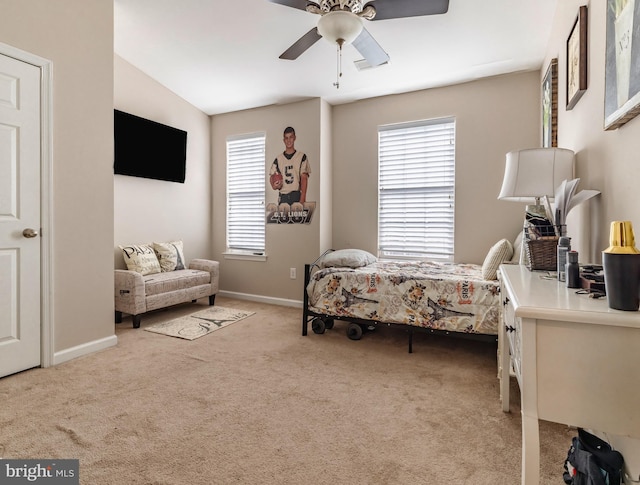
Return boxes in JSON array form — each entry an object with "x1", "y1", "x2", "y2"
[
  {"x1": 305, "y1": 3, "x2": 323, "y2": 15},
  {"x1": 319, "y1": 0, "x2": 363, "y2": 14},
  {"x1": 317, "y1": 10, "x2": 363, "y2": 45}
]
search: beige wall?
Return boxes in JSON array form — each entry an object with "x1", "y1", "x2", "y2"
[
  {"x1": 319, "y1": 99, "x2": 333, "y2": 252},
  {"x1": 113, "y1": 55, "x2": 212, "y2": 266},
  {"x1": 546, "y1": 0, "x2": 640, "y2": 474},
  {"x1": 0, "y1": 0, "x2": 114, "y2": 354},
  {"x1": 211, "y1": 99, "x2": 326, "y2": 302},
  {"x1": 332, "y1": 72, "x2": 541, "y2": 264},
  {"x1": 546, "y1": 0, "x2": 640, "y2": 261},
  {"x1": 0, "y1": 0, "x2": 115, "y2": 354}
]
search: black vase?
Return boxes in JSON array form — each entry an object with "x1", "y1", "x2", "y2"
[
  {"x1": 602, "y1": 252, "x2": 640, "y2": 311},
  {"x1": 602, "y1": 221, "x2": 640, "y2": 311}
]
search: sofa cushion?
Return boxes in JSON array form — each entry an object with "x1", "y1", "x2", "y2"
[
  {"x1": 119, "y1": 244, "x2": 161, "y2": 275},
  {"x1": 153, "y1": 240, "x2": 186, "y2": 272},
  {"x1": 143, "y1": 269, "x2": 211, "y2": 297}
]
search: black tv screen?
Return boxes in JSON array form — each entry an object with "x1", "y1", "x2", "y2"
[{"x1": 114, "y1": 109, "x2": 187, "y2": 183}]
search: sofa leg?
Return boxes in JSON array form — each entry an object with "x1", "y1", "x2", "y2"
[
  {"x1": 132, "y1": 315, "x2": 141, "y2": 329},
  {"x1": 115, "y1": 311, "x2": 122, "y2": 324},
  {"x1": 209, "y1": 295, "x2": 216, "y2": 306}
]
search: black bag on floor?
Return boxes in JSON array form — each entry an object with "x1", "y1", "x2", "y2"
[{"x1": 563, "y1": 428, "x2": 624, "y2": 485}]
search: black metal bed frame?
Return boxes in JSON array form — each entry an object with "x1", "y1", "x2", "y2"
[{"x1": 302, "y1": 252, "x2": 497, "y2": 353}]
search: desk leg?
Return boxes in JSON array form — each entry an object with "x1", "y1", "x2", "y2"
[
  {"x1": 499, "y1": 319, "x2": 510, "y2": 412},
  {"x1": 520, "y1": 317, "x2": 540, "y2": 485},
  {"x1": 521, "y1": 414, "x2": 540, "y2": 484}
]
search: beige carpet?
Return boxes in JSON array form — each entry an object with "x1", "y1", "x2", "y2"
[
  {"x1": 144, "y1": 306, "x2": 255, "y2": 340},
  {"x1": 0, "y1": 297, "x2": 574, "y2": 484}
]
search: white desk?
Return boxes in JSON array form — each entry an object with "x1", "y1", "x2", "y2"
[{"x1": 498, "y1": 264, "x2": 640, "y2": 484}]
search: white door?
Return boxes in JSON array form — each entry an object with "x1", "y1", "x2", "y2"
[{"x1": 0, "y1": 53, "x2": 41, "y2": 378}]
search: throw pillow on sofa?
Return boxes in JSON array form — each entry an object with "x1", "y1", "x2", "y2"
[
  {"x1": 119, "y1": 244, "x2": 161, "y2": 275},
  {"x1": 153, "y1": 240, "x2": 186, "y2": 272}
]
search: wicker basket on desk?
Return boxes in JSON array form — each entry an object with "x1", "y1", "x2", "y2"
[{"x1": 524, "y1": 236, "x2": 559, "y2": 271}]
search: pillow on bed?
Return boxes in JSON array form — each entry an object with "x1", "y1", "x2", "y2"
[
  {"x1": 481, "y1": 239, "x2": 514, "y2": 280},
  {"x1": 321, "y1": 249, "x2": 377, "y2": 269}
]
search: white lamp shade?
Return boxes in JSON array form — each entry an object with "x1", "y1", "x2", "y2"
[
  {"x1": 498, "y1": 148, "x2": 575, "y2": 202},
  {"x1": 317, "y1": 11, "x2": 363, "y2": 45}
]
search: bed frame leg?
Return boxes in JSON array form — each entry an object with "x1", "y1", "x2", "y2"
[
  {"x1": 408, "y1": 328, "x2": 413, "y2": 353},
  {"x1": 302, "y1": 263, "x2": 311, "y2": 336}
]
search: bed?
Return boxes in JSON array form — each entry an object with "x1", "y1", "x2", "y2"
[{"x1": 302, "y1": 243, "x2": 516, "y2": 352}]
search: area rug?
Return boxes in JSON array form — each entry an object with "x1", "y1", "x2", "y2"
[{"x1": 144, "y1": 306, "x2": 255, "y2": 340}]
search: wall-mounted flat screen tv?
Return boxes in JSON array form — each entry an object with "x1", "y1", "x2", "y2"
[{"x1": 114, "y1": 109, "x2": 187, "y2": 183}]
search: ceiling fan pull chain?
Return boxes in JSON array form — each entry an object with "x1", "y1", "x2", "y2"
[{"x1": 334, "y1": 40, "x2": 344, "y2": 89}]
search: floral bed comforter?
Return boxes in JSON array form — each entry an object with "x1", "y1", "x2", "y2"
[{"x1": 306, "y1": 260, "x2": 501, "y2": 335}]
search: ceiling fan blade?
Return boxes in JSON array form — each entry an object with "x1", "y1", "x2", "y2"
[
  {"x1": 266, "y1": 0, "x2": 312, "y2": 12},
  {"x1": 352, "y1": 27, "x2": 389, "y2": 67},
  {"x1": 279, "y1": 27, "x2": 322, "y2": 60},
  {"x1": 367, "y1": 0, "x2": 449, "y2": 20}
]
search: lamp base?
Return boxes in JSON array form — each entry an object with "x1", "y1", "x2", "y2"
[
  {"x1": 525, "y1": 204, "x2": 547, "y2": 218},
  {"x1": 524, "y1": 204, "x2": 558, "y2": 238}
]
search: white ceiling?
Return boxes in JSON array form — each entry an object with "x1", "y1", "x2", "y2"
[{"x1": 114, "y1": 0, "x2": 558, "y2": 116}]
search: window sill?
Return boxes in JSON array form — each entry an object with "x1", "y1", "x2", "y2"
[{"x1": 223, "y1": 251, "x2": 267, "y2": 262}]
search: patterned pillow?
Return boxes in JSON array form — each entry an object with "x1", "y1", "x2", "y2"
[
  {"x1": 481, "y1": 239, "x2": 514, "y2": 280},
  {"x1": 119, "y1": 244, "x2": 161, "y2": 275},
  {"x1": 153, "y1": 240, "x2": 186, "y2": 272}
]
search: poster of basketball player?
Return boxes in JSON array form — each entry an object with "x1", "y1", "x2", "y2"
[{"x1": 266, "y1": 126, "x2": 316, "y2": 224}]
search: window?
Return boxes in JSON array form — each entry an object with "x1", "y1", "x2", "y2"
[
  {"x1": 378, "y1": 117, "x2": 455, "y2": 261},
  {"x1": 226, "y1": 133, "x2": 266, "y2": 255}
]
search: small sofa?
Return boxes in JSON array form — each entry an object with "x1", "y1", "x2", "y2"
[{"x1": 114, "y1": 242, "x2": 219, "y2": 328}]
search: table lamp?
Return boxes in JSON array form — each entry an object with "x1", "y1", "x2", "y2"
[
  {"x1": 498, "y1": 147, "x2": 575, "y2": 207},
  {"x1": 498, "y1": 147, "x2": 575, "y2": 263}
]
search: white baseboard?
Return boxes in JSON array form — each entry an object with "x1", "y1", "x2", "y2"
[
  {"x1": 51, "y1": 292, "x2": 300, "y2": 366},
  {"x1": 52, "y1": 335, "x2": 118, "y2": 367},
  {"x1": 218, "y1": 290, "x2": 303, "y2": 309}
]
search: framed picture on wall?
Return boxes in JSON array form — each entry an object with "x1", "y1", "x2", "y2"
[
  {"x1": 542, "y1": 58, "x2": 558, "y2": 147},
  {"x1": 265, "y1": 126, "x2": 316, "y2": 224},
  {"x1": 567, "y1": 6, "x2": 588, "y2": 110},
  {"x1": 604, "y1": 0, "x2": 640, "y2": 130}
]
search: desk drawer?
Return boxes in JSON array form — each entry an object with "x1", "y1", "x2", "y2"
[{"x1": 503, "y1": 296, "x2": 522, "y2": 383}]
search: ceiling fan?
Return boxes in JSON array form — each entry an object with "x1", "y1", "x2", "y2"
[{"x1": 267, "y1": 0, "x2": 449, "y2": 70}]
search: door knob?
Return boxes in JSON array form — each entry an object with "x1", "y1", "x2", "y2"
[{"x1": 22, "y1": 228, "x2": 39, "y2": 238}]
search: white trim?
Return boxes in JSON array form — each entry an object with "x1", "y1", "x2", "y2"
[
  {"x1": 40, "y1": 61, "x2": 54, "y2": 368},
  {"x1": 0, "y1": 42, "x2": 55, "y2": 368},
  {"x1": 52, "y1": 335, "x2": 118, "y2": 366},
  {"x1": 218, "y1": 290, "x2": 302, "y2": 308},
  {"x1": 223, "y1": 251, "x2": 267, "y2": 262}
]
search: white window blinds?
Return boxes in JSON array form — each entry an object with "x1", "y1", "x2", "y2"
[
  {"x1": 226, "y1": 133, "x2": 266, "y2": 252},
  {"x1": 378, "y1": 117, "x2": 455, "y2": 261}
]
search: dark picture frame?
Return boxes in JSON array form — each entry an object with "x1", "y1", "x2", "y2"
[
  {"x1": 605, "y1": 0, "x2": 640, "y2": 130},
  {"x1": 567, "y1": 6, "x2": 588, "y2": 110},
  {"x1": 542, "y1": 58, "x2": 558, "y2": 147}
]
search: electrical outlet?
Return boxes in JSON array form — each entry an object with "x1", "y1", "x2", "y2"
[{"x1": 290, "y1": 267, "x2": 296, "y2": 279}]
